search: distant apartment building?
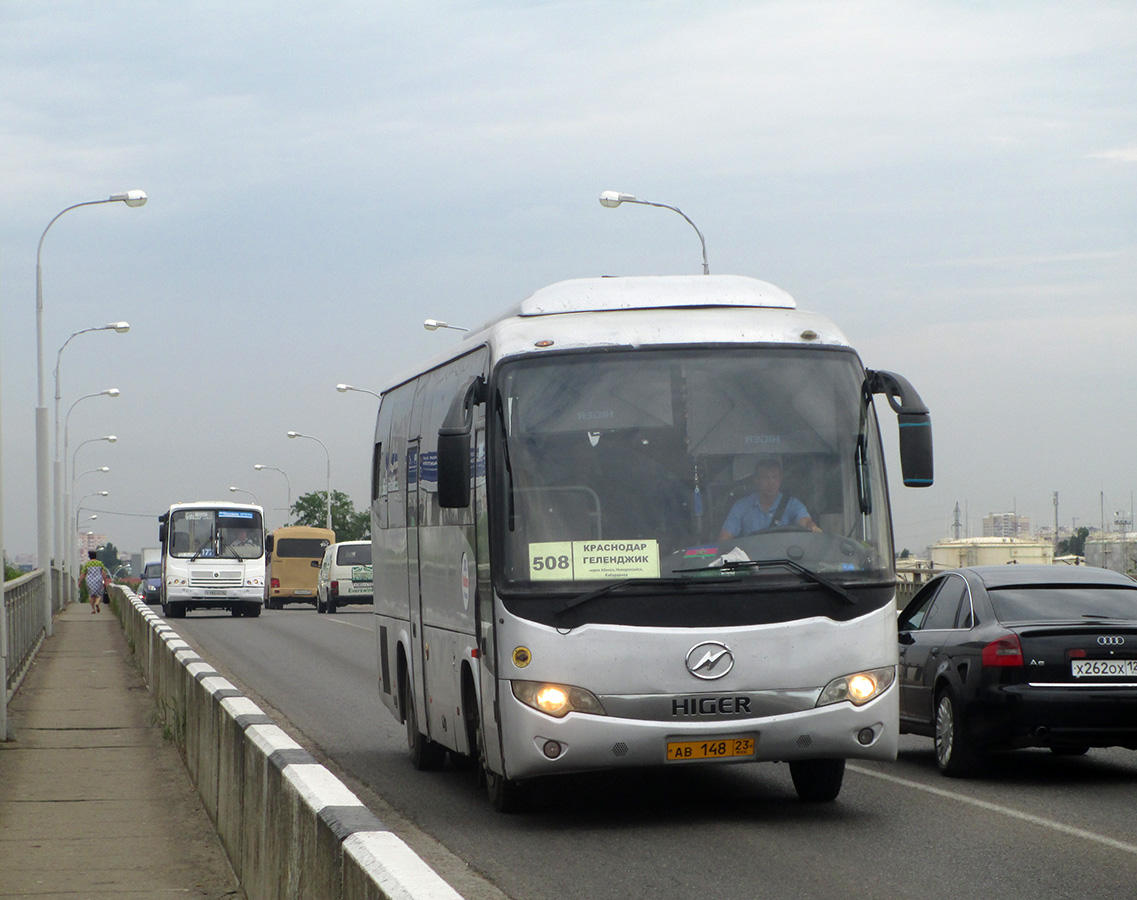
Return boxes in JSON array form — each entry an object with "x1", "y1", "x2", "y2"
[
  {"x1": 983, "y1": 512, "x2": 1030, "y2": 538},
  {"x1": 77, "y1": 533, "x2": 107, "y2": 555}
]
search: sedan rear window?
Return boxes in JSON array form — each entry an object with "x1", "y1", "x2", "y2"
[{"x1": 989, "y1": 585, "x2": 1137, "y2": 622}]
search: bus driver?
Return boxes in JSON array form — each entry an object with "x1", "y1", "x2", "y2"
[{"x1": 718, "y1": 456, "x2": 821, "y2": 541}]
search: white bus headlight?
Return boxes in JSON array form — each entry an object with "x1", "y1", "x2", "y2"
[
  {"x1": 512, "y1": 681, "x2": 607, "y2": 718},
  {"x1": 817, "y1": 666, "x2": 895, "y2": 708}
]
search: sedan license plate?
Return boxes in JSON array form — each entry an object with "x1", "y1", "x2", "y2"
[
  {"x1": 1072, "y1": 659, "x2": 1137, "y2": 678},
  {"x1": 666, "y1": 737, "x2": 755, "y2": 762}
]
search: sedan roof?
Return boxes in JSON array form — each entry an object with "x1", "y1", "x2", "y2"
[{"x1": 963, "y1": 564, "x2": 1136, "y2": 588}]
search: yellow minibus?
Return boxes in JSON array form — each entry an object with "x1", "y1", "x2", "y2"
[{"x1": 265, "y1": 525, "x2": 334, "y2": 609}]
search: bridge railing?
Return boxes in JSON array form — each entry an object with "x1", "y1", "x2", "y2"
[{"x1": 3, "y1": 570, "x2": 50, "y2": 716}]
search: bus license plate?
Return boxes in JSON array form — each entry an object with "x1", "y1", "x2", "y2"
[
  {"x1": 667, "y1": 737, "x2": 755, "y2": 761},
  {"x1": 1072, "y1": 659, "x2": 1137, "y2": 678},
  {"x1": 204, "y1": 589, "x2": 228, "y2": 597}
]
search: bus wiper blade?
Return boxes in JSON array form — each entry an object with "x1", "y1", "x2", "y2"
[
  {"x1": 553, "y1": 577, "x2": 695, "y2": 619},
  {"x1": 676, "y1": 557, "x2": 857, "y2": 606}
]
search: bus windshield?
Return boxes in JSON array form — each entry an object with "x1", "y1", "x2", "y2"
[
  {"x1": 168, "y1": 508, "x2": 264, "y2": 560},
  {"x1": 492, "y1": 346, "x2": 893, "y2": 592}
]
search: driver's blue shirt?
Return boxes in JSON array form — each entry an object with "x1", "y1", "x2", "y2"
[{"x1": 722, "y1": 492, "x2": 810, "y2": 537}]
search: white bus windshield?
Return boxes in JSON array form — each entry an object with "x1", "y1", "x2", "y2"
[
  {"x1": 168, "y1": 508, "x2": 264, "y2": 560},
  {"x1": 492, "y1": 347, "x2": 893, "y2": 592}
]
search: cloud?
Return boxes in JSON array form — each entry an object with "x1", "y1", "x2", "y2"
[{"x1": 1088, "y1": 145, "x2": 1137, "y2": 162}]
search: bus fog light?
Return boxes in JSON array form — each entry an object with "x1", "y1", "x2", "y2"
[
  {"x1": 513, "y1": 681, "x2": 607, "y2": 718},
  {"x1": 817, "y1": 666, "x2": 895, "y2": 708},
  {"x1": 543, "y1": 740, "x2": 564, "y2": 759}
]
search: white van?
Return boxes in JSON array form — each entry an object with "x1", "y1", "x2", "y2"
[{"x1": 316, "y1": 540, "x2": 373, "y2": 614}]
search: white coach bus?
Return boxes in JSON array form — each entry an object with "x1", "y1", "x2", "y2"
[
  {"x1": 371, "y1": 275, "x2": 932, "y2": 809},
  {"x1": 158, "y1": 501, "x2": 267, "y2": 618}
]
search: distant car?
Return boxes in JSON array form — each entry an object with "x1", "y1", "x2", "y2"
[
  {"x1": 315, "y1": 540, "x2": 373, "y2": 614},
  {"x1": 898, "y1": 564, "x2": 1137, "y2": 776},
  {"x1": 139, "y1": 561, "x2": 162, "y2": 604}
]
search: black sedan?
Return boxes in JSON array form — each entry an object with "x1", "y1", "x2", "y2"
[{"x1": 897, "y1": 564, "x2": 1137, "y2": 776}]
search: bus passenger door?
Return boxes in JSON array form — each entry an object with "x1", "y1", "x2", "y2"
[
  {"x1": 473, "y1": 426, "x2": 506, "y2": 776},
  {"x1": 406, "y1": 439, "x2": 427, "y2": 731}
]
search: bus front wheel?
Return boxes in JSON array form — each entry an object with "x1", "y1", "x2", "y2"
[{"x1": 788, "y1": 758, "x2": 845, "y2": 802}]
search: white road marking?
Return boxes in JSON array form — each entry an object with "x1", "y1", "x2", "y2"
[
  {"x1": 849, "y1": 764, "x2": 1137, "y2": 855},
  {"x1": 324, "y1": 616, "x2": 373, "y2": 632}
]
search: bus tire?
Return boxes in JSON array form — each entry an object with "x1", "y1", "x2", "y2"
[
  {"x1": 404, "y1": 681, "x2": 446, "y2": 770},
  {"x1": 245, "y1": 602, "x2": 262, "y2": 618},
  {"x1": 789, "y1": 758, "x2": 845, "y2": 802},
  {"x1": 472, "y1": 707, "x2": 523, "y2": 813},
  {"x1": 165, "y1": 601, "x2": 186, "y2": 619}
]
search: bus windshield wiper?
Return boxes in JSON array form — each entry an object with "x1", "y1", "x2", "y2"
[
  {"x1": 553, "y1": 577, "x2": 698, "y2": 620},
  {"x1": 675, "y1": 557, "x2": 857, "y2": 606}
]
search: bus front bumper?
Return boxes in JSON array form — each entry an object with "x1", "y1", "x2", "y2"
[{"x1": 499, "y1": 684, "x2": 899, "y2": 781}]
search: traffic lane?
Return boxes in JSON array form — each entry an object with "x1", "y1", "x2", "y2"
[
  {"x1": 363, "y1": 747, "x2": 1137, "y2": 900},
  {"x1": 167, "y1": 609, "x2": 1137, "y2": 899},
  {"x1": 173, "y1": 606, "x2": 381, "y2": 757}
]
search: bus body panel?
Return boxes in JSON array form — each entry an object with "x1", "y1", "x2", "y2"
[{"x1": 491, "y1": 600, "x2": 899, "y2": 780}]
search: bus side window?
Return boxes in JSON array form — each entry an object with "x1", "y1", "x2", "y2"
[{"x1": 372, "y1": 441, "x2": 387, "y2": 528}]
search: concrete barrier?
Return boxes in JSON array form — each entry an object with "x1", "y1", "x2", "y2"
[{"x1": 110, "y1": 586, "x2": 464, "y2": 900}]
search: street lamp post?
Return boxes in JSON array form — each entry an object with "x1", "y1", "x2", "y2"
[
  {"x1": 336, "y1": 383, "x2": 381, "y2": 400},
  {"x1": 423, "y1": 319, "x2": 469, "y2": 333},
  {"x1": 70, "y1": 436, "x2": 116, "y2": 601},
  {"x1": 287, "y1": 431, "x2": 332, "y2": 530},
  {"x1": 254, "y1": 464, "x2": 291, "y2": 527},
  {"x1": 229, "y1": 486, "x2": 259, "y2": 505},
  {"x1": 61, "y1": 389, "x2": 119, "y2": 597},
  {"x1": 53, "y1": 322, "x2": 129, "y2": 578},
  {"x1": 599, "y1": 190, "x2": 709, "y2": 275},
  {"x1": 35, "y1": 190, "x2": 146, "y2": 625}
]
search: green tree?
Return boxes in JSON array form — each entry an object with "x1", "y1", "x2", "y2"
[
  {"x1": 97, "y1": 542, "x2": 123, "y2": 572},
  {"x1": 290, "y1": 490, "x2": 370, "y2": 540},
  {"x1": 1057, "y1": 526, "x2": 1089, "y2": 557}
]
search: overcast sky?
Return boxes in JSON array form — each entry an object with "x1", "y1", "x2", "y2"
[{"x1": 2, "y1": 1, "x2": 1135, "y2": 562}]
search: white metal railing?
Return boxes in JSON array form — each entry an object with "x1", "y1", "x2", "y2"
[{"x1": 3, "y1": 570, "x2": 50, "y2": 737}]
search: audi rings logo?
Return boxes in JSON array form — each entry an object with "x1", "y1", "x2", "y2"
[
  {"x1": 1097, "y1": 636, "x2": 1126, "y2": 646},
  {"x1": 685, "y1": 641, "x2": 735, "y2": 680}
]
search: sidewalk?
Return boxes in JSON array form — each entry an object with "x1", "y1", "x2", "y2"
[{"x1": 0, "y1": 600, "x2": 244, "y2": 899}]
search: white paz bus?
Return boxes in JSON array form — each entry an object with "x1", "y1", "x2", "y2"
[
  {"x1": 371, "y1": 275, "x2": 932, "y2": 809},
  {"x1": 158, "y1": 501, "x2": 267, "y2": 618}
]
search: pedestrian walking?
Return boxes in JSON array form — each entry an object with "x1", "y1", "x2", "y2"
[{"x1": 79, "y1": 550, "x2": 110, "y2": 614}]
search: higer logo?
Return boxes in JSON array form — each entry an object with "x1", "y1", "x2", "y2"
[{"x1": 685, "y1": 641, "x2": 735, "y2": 680}]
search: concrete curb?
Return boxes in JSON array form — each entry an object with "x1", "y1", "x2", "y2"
[{"x1": 114, "y1": 587, "x2": 465, "y2": 900}]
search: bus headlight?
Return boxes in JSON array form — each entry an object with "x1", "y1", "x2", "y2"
[
  {"x1": 512, "y1": 681, "x2": 607, "y2": 718},
  {"x1": 817, "y1": 666, "x2": 895, "y2": 708}
]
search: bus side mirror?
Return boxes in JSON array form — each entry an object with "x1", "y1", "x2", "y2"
[
  {"x1": 265, "y1": 534, "x2": 274, "y2": 554},
  {"x1": 867, "y1": 369, "x2": 933, "y2": 487},
  {"x1": 158, "y1": 523, "x2": 167, "y2": 544},
  {"x1": 438, "y1": 375, "x2": 486, "y2": 509}
]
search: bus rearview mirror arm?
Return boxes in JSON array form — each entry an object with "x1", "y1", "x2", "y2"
[
  {"x1": 866, "y1": 369, "x2": 934, "y2": 488},
  {"x1": 438, "y1": 375, "x2": 487, "y2": 509}
]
